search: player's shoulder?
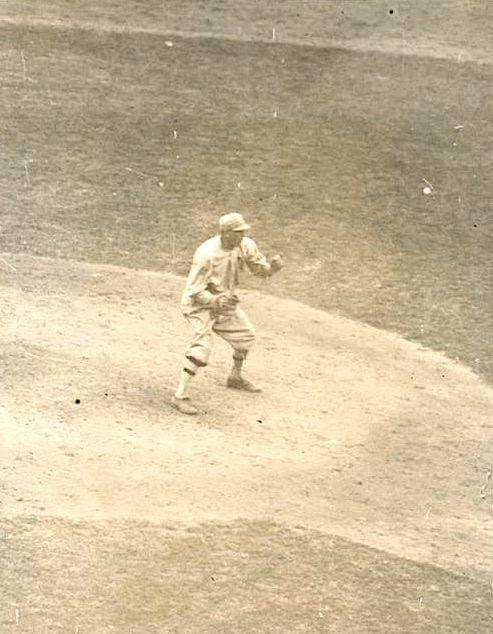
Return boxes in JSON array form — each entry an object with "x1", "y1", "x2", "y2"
[{"x1": 194, "y1": 235, "x2": 221, "y2": 259}]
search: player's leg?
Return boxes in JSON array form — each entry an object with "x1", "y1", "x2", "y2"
[
  {"x1": 173, "y1": 310, "x2": 214, "y2": 413},
  {"x1": 213, "y1": 308, "x2": 261, "y2": 392}
]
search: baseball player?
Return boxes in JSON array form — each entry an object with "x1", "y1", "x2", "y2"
[{"x1": 172, "y1": 212, "x2": 284, "y2": 415}]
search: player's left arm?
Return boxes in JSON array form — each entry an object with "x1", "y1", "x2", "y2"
[{"x1": 241, "y1": 237, "x2": 284, "y2": 278}]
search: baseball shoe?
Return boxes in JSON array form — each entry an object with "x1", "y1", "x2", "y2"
[
  {"x1": 226, "y1": 376, "x2": 262, "y2": 392},
  {"x1": 171, "y1": 396, "x2": 199, "y2": 415}
]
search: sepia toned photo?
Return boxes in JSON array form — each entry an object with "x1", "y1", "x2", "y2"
[{"x1": 1, "y1": 1, "x2": 492, "y2": 632}]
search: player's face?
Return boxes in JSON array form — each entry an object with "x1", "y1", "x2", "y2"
[{"x1": 222, "y1": 229, "x2": 245, "y2": 249}]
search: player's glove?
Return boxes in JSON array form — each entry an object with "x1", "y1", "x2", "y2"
[
  {"x1": 211, "y1": 293, "x2": 240, "y2": 316},
  {"x1": 269, "y1": 254, "x2": 284, "y2": 273}
]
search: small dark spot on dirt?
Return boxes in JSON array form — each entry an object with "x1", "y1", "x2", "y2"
[
  {"x1": 389, "y1": 9, "x2": 395, "y2": 15},
  {"x1": 75, "y1": 398, "x2": 81, "y2": 405},
  {"x1": 357, "y1": 481, "x2": 363, "y2": 485},
  {"x1": 211, "y1": 576, "x2": 216, "y2": 582},
  {"x1": 104, "y1": 392, "x2": 108, "y2": 397},
  {"x1": 257, "y1": 419, "x2": 263, "y2": 424},
  {"x1": 473, "y1": 224, "x2": 478, "y2": 228}
]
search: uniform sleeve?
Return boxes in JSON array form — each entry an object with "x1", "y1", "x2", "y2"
[
  {"x1": 184, "y1": 249, "x2": 215, "y2": 305},
  {"x1": 240, "y1": 237, "x2": 272, "y2": 278}
]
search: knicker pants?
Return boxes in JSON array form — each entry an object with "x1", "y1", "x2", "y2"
[{"x1": 184, "y1": 307, "x2": 255, "y2": 367}]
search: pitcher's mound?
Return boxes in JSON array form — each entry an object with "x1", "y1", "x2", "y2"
[{"x1": 1, "y1": 254, "x2": 492, "y2": 585}]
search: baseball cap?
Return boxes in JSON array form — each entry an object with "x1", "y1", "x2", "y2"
[{"x1": 219, "y1": 212, "x2": 250, "y2": 232}]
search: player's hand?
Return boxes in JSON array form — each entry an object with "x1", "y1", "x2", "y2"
[
  {"x1": 212, "y1": 293, "x2": 239, "y2": 315},
  {"x1": 269, "y1": 254, "x2": 284, "y2": 273}
]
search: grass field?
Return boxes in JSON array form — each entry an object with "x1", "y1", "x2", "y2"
[
  {"x1": 2, "y1": 0, "x2": 492, "y2": 63},
  {"x1": 0, "y1": 6, "x2": 492, "y2": 382},
  {"x1": 2, "y1": 517, "x2": 492, "y2": 633}
]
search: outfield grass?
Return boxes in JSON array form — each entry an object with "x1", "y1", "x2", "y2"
[
  {"x1": 2, "y1": 0, "x2": 492, "y2": 63},
  {"x1": 1, "y1": 19, "x2": 491, "y2": 381},
  {"x1": 1, "y1": 517, "x2": 492, "y2": 632}
]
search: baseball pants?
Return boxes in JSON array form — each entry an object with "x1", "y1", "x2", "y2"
[{"x1": 184, "y1": 306, "x2": 255, "y2": 367}]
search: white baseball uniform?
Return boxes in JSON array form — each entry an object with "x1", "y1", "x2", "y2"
[{"x1": 181, "y1": 235, "x2": 271, "y2": 366}]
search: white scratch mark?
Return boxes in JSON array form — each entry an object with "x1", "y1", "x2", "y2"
[
  {"x1": 421, "y1": 178, "x2": 434, "y2": 190},
  {"x1": 418, "y1": 597, "x2": 424, "y2": 608},
  {"x1": 165, "y1": 41, "x2": 174, "y2": 48},
  {"x1": 170, "y1": 233, "x2": 176, "y2": 261},
  {"x1": 125, "y1": 166, "x2": 164, "y2": 187},
  {"x1": 237, "y1": 182, "x2": 243, "y2": 189},
  {"x1": 24, "y1": 159, "x2": 32, "y2": 186},
  {"x1": 454, "y1": 125, "x2": 464, "y2": 130},
  {"x1": 15, "y1": 608, "x2": 21, "y2": 625},
  {"x1": 273, "y1": 109, "x2": 279, "y2": 118},
  {"x1": 20, "y1": 50, "x2": 27, "y2": 81},
  {"x1": 173, "y1": 130, "x2": 177, "y2": 139},
  {"x1": 272, "y1": 27, "x2": 276, "y2": 41},
  {"x1": 0, "y1": 256, "x2": 17, "y2": 272},
  {"x1": 125, "y1": 166, "x2": 154, "y2": 180},
  {"x1": 400, "y1": 28, "x2": 406, "y2": 74}
]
